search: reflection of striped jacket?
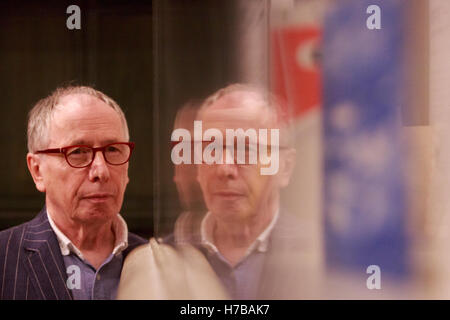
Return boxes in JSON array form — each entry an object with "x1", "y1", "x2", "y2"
[{"x1": 0, "y1": 207, "x2": 146, "y2": 300}]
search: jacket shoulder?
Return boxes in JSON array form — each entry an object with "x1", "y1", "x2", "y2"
[
  {"x1": 0, "y1": 209, "x2": 47, "y2": 246},
  {"x1": 0, "y1": 222, "x2": 30, "y2": 245}
]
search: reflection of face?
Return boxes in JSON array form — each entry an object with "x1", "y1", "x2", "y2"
[
  {"x1": 174, "y1": 162, "x2": 203, "y2": 210},
  {"x1": 39, "y1": 94, "x2": 129, "y2": 225},
  {"x1": 197, "y1": 91, "x2": 281, "y2": 223},
  {"x1": 173, "y1": 105, "x2": 204, "y2": 211}
]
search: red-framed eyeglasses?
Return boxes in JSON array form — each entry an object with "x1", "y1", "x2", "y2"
[{"x1": 35, "y1": 142, "x2": 135, "y2": 168}]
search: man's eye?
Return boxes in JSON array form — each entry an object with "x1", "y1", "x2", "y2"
[
  {"x1": 68, "y1": 147, "x2": 89, "y2": 156},
  {"x1": 69, "y1": 148, "x2": 82, "y2": 155},
  {"x1": 106, "y1": 146, "x2": 120, "y2": 153}
]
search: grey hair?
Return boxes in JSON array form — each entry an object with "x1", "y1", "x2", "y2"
[{"x1": 27, "y1": 86, "x2": 129, "y2": 153}]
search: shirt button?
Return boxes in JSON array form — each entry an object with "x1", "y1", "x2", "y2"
[{"x1": 96, "y1": 274, "x2": 101, "y2": 281}]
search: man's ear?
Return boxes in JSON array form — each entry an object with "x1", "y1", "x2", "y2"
[
  {"x1": 277, "y1": 148, "x2": 296, "y2": 188},
  {"x1": 27, "y1": 153, "x2": 46, "y2": 192}
]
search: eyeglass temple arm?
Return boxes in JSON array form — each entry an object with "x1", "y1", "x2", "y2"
[{"x1": 35, "y1": 148, "x2": 63, "y2": 154}]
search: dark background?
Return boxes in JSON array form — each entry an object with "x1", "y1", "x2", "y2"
[{"x1": 0, "y1": 0, "x2": 250, "y2": 238}]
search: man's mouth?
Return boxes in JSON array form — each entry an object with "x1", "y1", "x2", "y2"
[
  {"x1": 213, "y1": 191, "x2": 245, "y2": 199},
  {"x1": 82, "y1": 193, "x2": 114, "y2": 202}
]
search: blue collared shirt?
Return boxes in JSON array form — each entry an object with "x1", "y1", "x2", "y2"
[
  {"x1": 62, "y1": 251, "x2": 124, "y2": 300},
  {"x1": 199, "y1": 210, "x2": 279, "y2": 299}
]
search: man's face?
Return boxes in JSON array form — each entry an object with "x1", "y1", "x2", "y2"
[
  {"x1": 197, "y1": 91, "x2": 283, "y2": 224},
  {"x1": 31, "y1": 94, "x2": 130, "y2": 225}
]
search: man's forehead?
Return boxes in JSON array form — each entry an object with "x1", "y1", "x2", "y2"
[
  {"x1": 200, "y1": 92, "x2": 277, "y2": 129},
  {"x1": 49, "y1": 94, "x2": 126, "y2": 144},
  {"x1": 52, "y1": 94, "x2": 116, "y2": 120}
]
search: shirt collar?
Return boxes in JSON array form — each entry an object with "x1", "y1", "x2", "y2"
[
  {"x1": 47, "y1": 210, "x2": 128, "y2": 261},
  {"x1": 200, "y1": 209, "x2": 280, "y2": 257}
]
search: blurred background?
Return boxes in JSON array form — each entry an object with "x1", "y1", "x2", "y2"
[{"x1": 2, "y1": 0, "x2": 450, "y2": 298}]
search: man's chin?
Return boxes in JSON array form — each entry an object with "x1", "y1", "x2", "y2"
[
  {"x1": 76, "y1": 204, "x2": 118, "y2": 223},
  {"x1": 210, "y1": 204, "x2": 251, "y2": 222}
]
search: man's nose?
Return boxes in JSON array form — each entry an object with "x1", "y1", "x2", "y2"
[
  {"x1": 216, "y1": 148, "x2": 238, "y2": 178},
  {"x1": 216, "y1": 162, "x2": 238, "y2": 179},
  {"x1": 88, "y1": 151, "x2": 110, "y2": 182}
]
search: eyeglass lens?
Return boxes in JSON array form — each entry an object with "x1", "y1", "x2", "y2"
[{"x1": 65, "y1": 143, "x2": 131, "y2": 167}]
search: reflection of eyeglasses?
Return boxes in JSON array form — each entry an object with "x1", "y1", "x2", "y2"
[
  {"x1": 171, "y1": 141, "x2": 284, "y2": 164},
  {"x1": 36, "y1": 142, "x2": 135, "y2": 168}
]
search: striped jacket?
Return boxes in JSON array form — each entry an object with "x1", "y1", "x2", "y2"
[{"x1": 0, "y1": 207, "x2": 146, "y2": 300}]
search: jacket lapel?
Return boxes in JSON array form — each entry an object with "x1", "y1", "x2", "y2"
[{"x1": 22, "y1": 209, "x2": 72, "y2": 300}]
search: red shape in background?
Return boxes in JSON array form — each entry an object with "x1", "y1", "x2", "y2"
[{"x1": 271, "y1": 26, "x2": 322, "y2": 120}]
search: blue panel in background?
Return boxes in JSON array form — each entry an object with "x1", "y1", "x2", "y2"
[{"x1": 322, "y1": 0, "x2": 408, "y2": 277}]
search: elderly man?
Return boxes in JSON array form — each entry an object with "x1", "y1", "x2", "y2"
[
  {"x1": 0, "y1": 86, "x2": 146, "y2": 300},
  {"x1": 167, "y1": 84, "x2": 315, "y2": 299}
]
